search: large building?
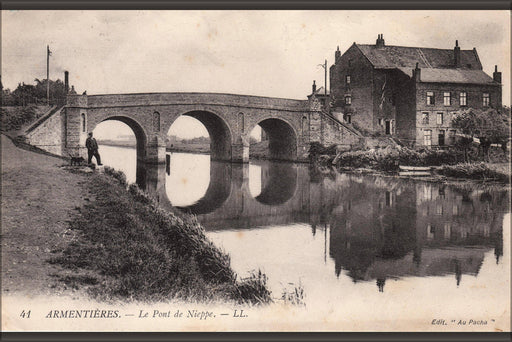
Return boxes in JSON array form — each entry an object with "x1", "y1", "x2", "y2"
[{"x1": 328, "y1": 34, "x2": 502, "y2": 147}]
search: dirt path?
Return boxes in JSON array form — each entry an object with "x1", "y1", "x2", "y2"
[{"x1": 1, "y1": 134, "x2": 92, "y2": 297}]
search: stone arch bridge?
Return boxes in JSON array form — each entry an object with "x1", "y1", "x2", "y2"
[{"x1": 26, "y1": 92, "x2": 361, "y2": 163}]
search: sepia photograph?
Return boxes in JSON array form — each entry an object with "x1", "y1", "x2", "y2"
[{"x1": 1, "y1": 7, "x2": 511, "y2": 335}]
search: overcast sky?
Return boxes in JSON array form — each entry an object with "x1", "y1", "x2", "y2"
[{"x1": 2, "y1": 10, "x2": 510, "y2": 138}]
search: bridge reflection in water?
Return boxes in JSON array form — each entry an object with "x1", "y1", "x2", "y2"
[{"x1": 137, "y1": 156, "x2": 508, "y2": 290}]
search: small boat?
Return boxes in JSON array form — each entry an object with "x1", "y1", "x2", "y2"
[
  {"x1": 399, "y1": 165, "x2": 433, "y2": 172},
  {"x1": 398, "y1": 171, "x2": 431, "y2": 177}
]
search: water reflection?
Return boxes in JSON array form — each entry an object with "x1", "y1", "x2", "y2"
[
  {"x1": 99, "y1": 146, "x2": 509, "y2": 292},
  {"x1": 325, "y1": 175, "x2": 506, "y2": 289}
]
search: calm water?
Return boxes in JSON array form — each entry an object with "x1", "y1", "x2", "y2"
[{"x1": 99, "y1": 145, "x2": 510, "y2": 312}]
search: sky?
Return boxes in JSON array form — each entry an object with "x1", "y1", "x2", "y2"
[{"x1": 2, "y1": 10, "x2": 510, "y2": 139}]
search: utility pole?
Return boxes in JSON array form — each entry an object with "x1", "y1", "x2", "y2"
[
  {"x1": 47, "y1": 45, "x2": 51, "y2": 106},
  {"x1": 318, "y1": 59, "x2": 328, "y2": 104},
  {"x1": 318, "y1": 59, "x2": 328, "y2": 145},
  {"x1": 324, "y1": 59, "x2": 327, "y2": 98}
]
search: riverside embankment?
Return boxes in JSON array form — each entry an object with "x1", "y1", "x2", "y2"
[
  {"x1": 314, "y1": 144, "x2": 511, "y2": 184},
  {"x1": 1, "y1": 134, "x2": 270, "y2": 304}
]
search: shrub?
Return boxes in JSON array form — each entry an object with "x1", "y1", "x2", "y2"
[
  {"x1": 436, "y1": 163, "x2": 510, "y2": 183},
  {"x1": 334, "y1": 146, "x2": 464, "y2": 171},
  {"x1": 0, "y1": 105, "x2": 41, "y2": 131},
  {"x1": 103, "y1": 166, "x2": 127, "y2": 186}
]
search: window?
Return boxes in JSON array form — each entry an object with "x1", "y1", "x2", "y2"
[
  {"x1": 152, "y1": 112, "x2": 160, "y2": 132},
  {"x1": 238, "y1": 112, "x2": 245, "y2": 132},
  {"x1": 426, "y1": 91, "x2": 435, "y2": 105},
  {"x1": 483, "y1": 93, "x2": 490, "y2": 107},
  {"x1": 460, "y1": 91, "x2": 467, "y2": 106},
  {"x1": 438, "y1": 130, "x2": 445, "y2": 146},
  {"x1": 443, "y1": 92, "x2": 451, "y2": 106},
  {"x1": 345, "y1": 75, "x2": 351, "y2": 84},
  {"x1": 452, "y1": 204, "x2": 459, "y2": 215},
  {"x1": 378, "y1": 118, "x2": 383, "y2": 126},
  {"x1": 81, "y1": 113, "x2": 86, "y2": 133},
  {"x1": 427, "y1": 224, "x2": 434, "y2": 240},
  {"x1": 348, "y1": 59, "x2": 352, "y2": 67},
  {"x1": 437, "y1": 112, "x2": 443, "y2": 125},
  {"x1": 424, "y1": 130, "x2": 432, "y2": 146},
  {"x1": 422, "y1": 112, "x2": 429, "y2": 125},
  {"x1": 444, "y1": 223, "x2": 451, "y2": 239},
  {"x1": 346, "y1": 114, "x2": 352, "y2": 124},
  {"x1": 385, "y1": 191, "x2": 393, "y2": 207},
  {"x1": 345, "y1": 95, "x2": 351, "y2": 105},
  {"x1": 436, "y1": 204, "x2": 443, "y2": 215}
]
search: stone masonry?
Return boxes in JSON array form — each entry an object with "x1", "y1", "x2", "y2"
[{"x1": 25, "y1": 92, "x2": 361, "y2": 163}]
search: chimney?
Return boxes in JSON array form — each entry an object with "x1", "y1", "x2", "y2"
[
  {"x1": 64, "y1": 71, "x2": 69, "y2": 93},
  {"x1": 376, "y1": 34, "x2": 385, "y2": 48},
  {"x1": 335, "y1": 46, "x2": 341, "y2": 62},
  {"x1": 493, "y1": 65, "x2": 502, "y2": 83},
  {"x1": 454, "y1": 40, "x2": 461, "y2": 67},
  {"x1": 312, "y1": 80, "x2": 317, "y2": 94},
  {"x1": 413, "y1": 62, "x2": 421, "y2": 82}
]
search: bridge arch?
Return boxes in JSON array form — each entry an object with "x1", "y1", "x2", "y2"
[
  {"x1": 90, "y1": 115, "x2": 149, "y2": 163},
  {"x1": 164, "y1": 109, "x2": 233, "y2": 162},
  {"x1": 249, "y1": 117, "x2": 298, "y2": 161}
]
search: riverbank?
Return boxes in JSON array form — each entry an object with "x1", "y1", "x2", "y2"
[
  {"x1": 1, "y1": 134, "x2": 271, "y2": 304},
  {"x1": 99, "y1": 140, "x2": 271, "y2": 159},
  {"x1": 316, "y1": 144, "x2": 510, "y2": 184}
]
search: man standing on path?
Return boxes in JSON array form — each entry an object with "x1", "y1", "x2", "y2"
[{"x1": 85, "y1": 132, "x2": 102, "y2": 165}]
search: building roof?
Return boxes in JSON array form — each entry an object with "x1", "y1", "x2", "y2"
[
  {"x1": 397, "y1": 67, "x2": 498, "y2": 85},
  {"x1": 356, "y1": 44, "x2": 482, "y2": 70}
]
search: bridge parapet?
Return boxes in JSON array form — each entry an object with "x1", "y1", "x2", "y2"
[
  {"x1": 86, "y1": 92, "x2": 309, "y2": 112},
  {"x1": 66, "y1": 94, "x2": 88, "y2": 107}
]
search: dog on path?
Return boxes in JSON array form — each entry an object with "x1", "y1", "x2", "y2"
[{"x1": 69, "y1": 155, "x2": 86, "y2": 166}]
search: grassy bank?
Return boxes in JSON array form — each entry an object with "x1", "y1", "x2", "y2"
[
  {"x1": 311, "y1": 142, "x2": 510, "y2": 183},
  {"x1": 436, "y1": 163, "x2": 510, "y2": 183},
  {"x1": 50, "y1": 167, "x2": 272, "y2": 304}
]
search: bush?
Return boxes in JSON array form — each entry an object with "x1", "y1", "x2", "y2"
[
  {"x1": 334, "y1": 146, "x2": 464, "y2": 171},
  {"x1": 0, "y1": 105, "x2": 41, "y2": 131},
  {"x1": 436, "y1": 163, "x2": 510, "y2": 183},
  {"x1": 103, "y1": 166, "x2": 127, "y2": 186}
]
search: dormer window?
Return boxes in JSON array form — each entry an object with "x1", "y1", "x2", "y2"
[{"x1": 346, "y1": 75, "x2": 351, "y2": 85}]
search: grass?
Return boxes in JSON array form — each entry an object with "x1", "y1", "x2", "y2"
[
  {"x1": 50, "y1": 169, "x2": 273, "y2": 304},
  {"x1": 311, "y1": 141, "x2": 510, "y2": 183}
]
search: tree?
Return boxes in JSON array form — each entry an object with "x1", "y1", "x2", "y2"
[
  {"x1": 452, "y1": 107, "x2": 511, "y2": 161},
  {"x1": 8, "y1": 78, "x2": 67, "y2": 106}
]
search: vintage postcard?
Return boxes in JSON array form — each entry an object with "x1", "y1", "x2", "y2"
[{"x1": 1, "y1": 9, "x2": 510, "y2": 333}]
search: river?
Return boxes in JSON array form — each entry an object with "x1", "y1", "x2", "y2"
[{"x1": 98, "y1": 144, "x2": 510, "y2": 319}]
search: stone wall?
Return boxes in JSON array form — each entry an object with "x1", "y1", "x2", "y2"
[
  {"x1": 25, "y1": 107, "x2": 65, "y2": 156},
  {"x1": 329, "y1": 44, "x2": 375, "y2": 132},
  {"x1": 309, "y1": 96, "x2": 361, "y2": 148}
]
